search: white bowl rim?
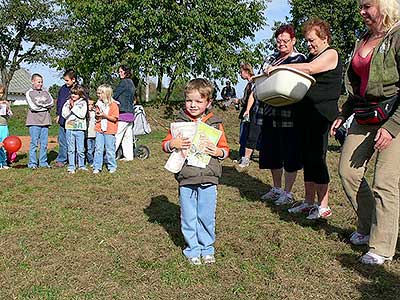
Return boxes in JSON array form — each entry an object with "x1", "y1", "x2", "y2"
[{"x1": 253, "y1": 66, "x2": 316, "y2": 85}]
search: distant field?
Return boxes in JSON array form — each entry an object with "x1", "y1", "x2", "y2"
[{"x1": 0, "y1": 104, "x2": 399, "y2": 300}]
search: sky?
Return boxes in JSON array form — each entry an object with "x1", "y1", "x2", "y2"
[{"x1": 22, "y1": 0, "x2": 291, "y2": 97}]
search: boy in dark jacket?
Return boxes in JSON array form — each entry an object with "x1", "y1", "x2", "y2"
[{"x1": 162, "y1": 78, "x2": 229, "y2": 265}]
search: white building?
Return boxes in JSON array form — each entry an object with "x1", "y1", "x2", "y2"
[{"x1": 6, "y1": 68, "x2": 32, "y2": 105}]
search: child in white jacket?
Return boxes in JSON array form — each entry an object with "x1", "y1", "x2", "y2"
[{"x1": 62, "y1": 85, "x2": 88, "y2": 173}]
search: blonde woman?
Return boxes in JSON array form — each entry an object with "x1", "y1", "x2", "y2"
[
  {"x1": 330, "y1": 0, "x2": 400, "y2": 265},
  {"x1": 93, "y1": 84, "x2": 120, "y2": 174}
]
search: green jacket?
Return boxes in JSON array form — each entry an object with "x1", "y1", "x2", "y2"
[{"x1": 341, "y1": 22, "x2": 400, "y2": 136}]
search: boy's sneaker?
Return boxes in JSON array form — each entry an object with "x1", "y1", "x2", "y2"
[
  {"x1": 306, "y1": 205, "x2": 332, "y2": 220},
  {"x1": 187, "y1": 256, "x2": 202, "y2": 266},
  {"x1": 67, "y1": 169, "x2": 75, "y2": 174},
  {"x1": 54, "y1": 162, "x2": 65, "y2": 168},
  {"x1": 0, "y1": 165, "x2": 10, "y2": 170},
  {"x1": 260, "y1": 187, "x2": 283, "y2": 201},
  {"x1": 93, "y1": 169, "x2": 100, "y2": 174},
  {"x1": 350, "y1": 231, "x2": 370, "y2": 246},
  {"x1": 202, "y1": 254, "x2": 216, "y2": 264},
  {"x1": 359, "y1": 251, "x2": 392, "y2": 265},
  {"x1": 275, "y1": 191, "x2": 294, "y2": 206},
  {"x1": 109, "y1": 169, "x2": 116, "y2": 174},
  {"x1": 238, "y1": 157, "x2": 250, "y2": 168},
  {"x1": 288, "y1": 201, "x2": 314, "y2": 213},
  {"x1": 79, "y1": 167, "x2": 88, "y2": 171}
]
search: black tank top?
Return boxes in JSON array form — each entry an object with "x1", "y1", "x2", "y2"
[{"x1": 303, "y1": 47, "x2": 343, "y2": 121}]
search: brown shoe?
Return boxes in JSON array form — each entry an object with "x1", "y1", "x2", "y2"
[{"x1": 54, "y1": 162, "x2": 65, "y2": 168}]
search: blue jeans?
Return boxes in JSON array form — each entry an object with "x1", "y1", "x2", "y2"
[
  {"x1": 93, "y1": 132, "x2": 117, "y2": 172},
  {"x1": 66, "y1": 129, "x2": 85, "y2": 171},
  {"x1": 56, "y1": 126, "x2": 67, "y2": 164},
  {"x1": 28, "y1": 126, "x2": 49, "y2": 168},
  {"x1": 0, "y1": 125, "x2": 9, "y2": 166},
  {"x1": 179, "y1": 184, "x2": 217, "y2": 258},
  {"x1": 86, "y1": 138, "x2": 95, "y2": 165},
  {"x1": 239, "y1": 121, "x2": 250, "y2": 157}
]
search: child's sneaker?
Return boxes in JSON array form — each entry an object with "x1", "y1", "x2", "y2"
[
  {"x1": 202, "y1": 254, "x2": 216, "y2": 264},
  {"x1": 187, "y1": 256, "x2": 202, "y2": 265},
  {"x1": 0, "y1": 165, "x2": 10, "y2": 170},
  {"x1": 238, "y1": 157, "x2": 250, "y2": 168},
  {"x1": 93, "y1": 169, "x2": 100, "y2": 174},
  {"x1": 359, "y1": 251, "x2": 392, "y2": 265},
  {"x1": 275, "y1": 191, "x2": 294, "y2": 206},
  {"x1": 79, "y1": 167, "x2": 88, "y2": 171},
  {"x1": 349, "y1": 231, "x2": 370, "y2": 246},
  {"x1": 260, "y1": 187, "x2": 283, "y2": 201},
  {"x1": 109, "y1": 169, "x2": 116, "y2": 174},
  {"x1": 288, "y1": 201, "x2": 314, "y2": 213},
  {"x1": 67, "y1": 169, "x2": 75, "y2": 174},
  {"x1": 306, "y1": 205, "x2": 332, "y2": 220}
]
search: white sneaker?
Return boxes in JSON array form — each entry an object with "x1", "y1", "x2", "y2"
[
  {"x1": 359, "y1": 251, "x2": 392, "y2": 265},
  {"x1": 350, "y1": 231, "x2": 370, "y2": 246},
  {"x1": 275, "y1": 191, "x2": 294, "y2": 206},
  {"x1": 288, "y1": 201, "x2": 314, "y2": 213},
  {"x1": 93, "y1": 169, "x2": 100, "y2": 174},
  {"x1": 67, "y1": 169, "x2": 75, "y2": 174},
  {"x1": 187, "y1": 256, "x2": 202, "y2": 265},
  {"x1": 238, "y1": 157, "x2": 250, "y2": 168},
  {"x1": 260, "y1": 187, "x2": 283, "y2": 201},
  {"x1": 306, "y1": 205, "x2": 332, "y2": 220},
  {"x1": 202, "y1": 254, "x2": 216, "y2": 264},
  {"x1": 0, "y1": 165, "x2": 9, "y2": 170}
]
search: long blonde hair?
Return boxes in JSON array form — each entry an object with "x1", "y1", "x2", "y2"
[{"x1": 97, "y1": 84, "x2": 114, "y2": 105}]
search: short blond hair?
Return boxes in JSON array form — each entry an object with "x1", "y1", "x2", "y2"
[
  {"x1": 185, "y1": 78, "x2": 214, "y2": 101},
  {"x1": 97, "y1": 84, "x2": 114, "y2": 104}
]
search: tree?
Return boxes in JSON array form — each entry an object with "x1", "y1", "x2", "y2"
[
  {"x1": 0, "y1": 0, "x2": 62, "y2": 98},
  {"x1": 289, "y1": 0, "x2": 364, "y2": 62},
  {"x1": 57, "y1": 0, "x2": 269, "y2": 102}
]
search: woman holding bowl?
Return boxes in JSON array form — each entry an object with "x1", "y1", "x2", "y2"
[
  {"x1": 331, "y1": 0, "x2": 400, "y2": 265},
  {"x1": 269, "y1": 19, "x2": 343, "y2": 220}
]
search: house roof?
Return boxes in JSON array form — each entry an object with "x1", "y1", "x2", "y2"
[{"x1": 7, "y1": 68, "x2": 32, "y2": 96}]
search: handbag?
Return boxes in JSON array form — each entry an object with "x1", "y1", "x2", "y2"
[{"x1": 353, "y1": 95, "x2": 399, "y2": 125}]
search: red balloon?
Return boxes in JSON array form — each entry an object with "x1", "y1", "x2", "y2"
[{"x1": 3, "y1": 135, "x2": 22, "y2": 153}]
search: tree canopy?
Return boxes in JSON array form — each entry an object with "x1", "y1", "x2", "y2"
[
  {"x1": 289, "y1": 0, "x2": 364, "y2": 61},
  {"x1": 0, "y1": 0, "x2": 62, "y2": 95},
  {"x1": 57, "y1": 0, "x2": 268, "y2": 102}
]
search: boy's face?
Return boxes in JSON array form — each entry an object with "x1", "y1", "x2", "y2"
[
  {"x1": 88, "y1": 100, "x2": 95, "y2": 110},
  {"x1": 185, "y1": 90, "x2": 211, "y2": 119},
  {"x1": 70, "y1": 93, "x2": 80, "y2": 101},
  {"x1": 32, "y1": 77, "x2": 43, "y2": 90},
  {"x1": 64, "y1": 76, "x2": 76, "y2": 87}
]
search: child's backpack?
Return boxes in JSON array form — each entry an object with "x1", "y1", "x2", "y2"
[{"x1": 133, "y1": 105, "x2": 151, "y2": 135}]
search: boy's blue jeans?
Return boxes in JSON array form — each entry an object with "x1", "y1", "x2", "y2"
[
  {"x1": 0, "y1": 125, "x2": 9, "y2": 166},
  {"x1": 56, "y1": 126, "x2": 67, "y2": 164},
  {"x1": 239, "y1": 121, "x2": 250, "y2": 157},
  {"x1": 93, "y1": 132, "x2": 117, "y2": 172},
  {"x1": 28, "y1": 125, "x2": 49, "y2": 168},
  {"x1": 86, "y1": 138, "x2": 95, "y2": 165},
  {"x1": 179, "y1": 184, "x2": 217, "y2": 258},
  {"x1": 66, "y1": 129, "x2": 85, "y2": 171}
]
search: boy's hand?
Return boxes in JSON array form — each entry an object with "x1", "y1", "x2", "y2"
[
  {"x1": 0, "y1": 142, "x2": 3, "y2": 148},
  {"x1": 170, "y1": 134, "x2": 191, "y2": 150},
  {"x1": 54, "y1": 115, "x2": 59, "y2": 123},
  {"x1": 202, "y1": 139, "x2": 223, "y2": 158}
]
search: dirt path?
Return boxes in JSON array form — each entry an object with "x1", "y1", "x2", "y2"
[{"x1": 18, "y1": 136, "x2": 58, "y2": 153}]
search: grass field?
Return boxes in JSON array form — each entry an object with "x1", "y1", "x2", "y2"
[{"x1": 0, "y1": 105, "x2": 399, "y2": 299}]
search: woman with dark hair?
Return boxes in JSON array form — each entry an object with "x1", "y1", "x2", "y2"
[
  {"x1": 269, "y1": 19, "x2": 343, "y2": 219},
  {"x1": 114, "y1": 65, "x2": 136, "y2": 161},
  {"x1": 258, "y1": 24, "x2": 306, "y2": 205}
]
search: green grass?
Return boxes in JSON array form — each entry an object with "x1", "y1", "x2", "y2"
[{"x1": 0, "y1": 104, "x2": 399, "y2": 299}]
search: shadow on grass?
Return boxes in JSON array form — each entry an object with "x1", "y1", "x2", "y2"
[
  {"x1": 337, "y1": 253, "x2": 400, "y2": 300},
  {"x1": 144, "y1": 195, "x2": 185, "y2": 249},
  {"x1": 221, "y1": 166, "x2": 354, "y2": 242},
  {"x1": 220, "y1": 165, "x2": 271, "y2": 202}
]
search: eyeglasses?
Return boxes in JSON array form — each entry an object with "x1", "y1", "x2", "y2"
[{"x1": 276, "y1": 38, "x2": 292, "y2": 45}]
